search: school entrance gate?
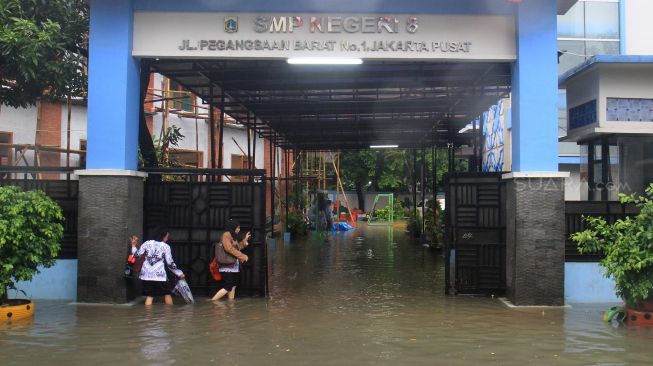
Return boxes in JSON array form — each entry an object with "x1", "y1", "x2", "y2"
[{"x1": 75, "y1": 0, "x2": 573, "y2": 305}]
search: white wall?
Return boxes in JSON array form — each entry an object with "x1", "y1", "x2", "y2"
[
  {"x1": 623, "y1": 0, "x2": 653, "y2": 55},
  {"x1": 0, "y1": 104, "x2": 38, "y2": 166},
  {"x1": 561, "y1": 164, "x2": 582, "y2": 201},
  {"x1": 152, "y1": 110, "x2": 210, "y2": 167},
  {"x1": 222, "y1": 124, "x2": 264, "y2": 170},
  {"x1": 565, "y1": 68, "x2": 600, "y2": 141}
]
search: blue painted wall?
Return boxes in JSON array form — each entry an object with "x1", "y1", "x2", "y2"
[
  {"x1": 565, "y1": 263, "x2": 620, "y2": 303},
  {"x1": 87, "y1": 0, "x2": 140, "y2": 170},
  {"x1": 133, "y1": 0, "x2": 515, "y2": 14},
  {"x1": 8, "y1": 260, "x2": 78, "y2": 301},
  {"x1": 511, "y1": 0, "x2": 559, "y2": 172}
]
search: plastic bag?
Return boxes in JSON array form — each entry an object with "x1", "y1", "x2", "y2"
[{"x1": 172, "y1": 279, "x2": 194, "y2": 304}]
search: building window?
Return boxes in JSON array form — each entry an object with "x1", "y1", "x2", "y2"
[
  {"x1": 0, "y1": 132, "x2": 12, "y2": 166},
  {"x1": 557, "y1": 0, "x2": 620, "y2": 75},
  {"x1": 230, "y1": 154, "x2": 254, "y2": 182},
  {"x1": 169, "y1": 80, "x2": 194, "y2": 112},
  {"x1": 607, "y1": 98, "x2": 653, "y2": 122},
  {"x1": 169, "y1": 149, "x2": 203, "y2": 168},
  {"x1": 569, "y1": 99, "x2": 597, "y2": 130}
]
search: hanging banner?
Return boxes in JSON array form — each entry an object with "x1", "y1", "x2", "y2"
[{"x1": 133, "y1": 12, "x2": 516, "y2": 61}]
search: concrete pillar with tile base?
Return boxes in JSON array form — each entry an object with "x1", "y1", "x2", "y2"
[
  {"x1": 76, "y1": 170, "x2": 146, "y2": 303},
  {"x1": 506, "y1": 0, "x2": 567, "y2": 305}
]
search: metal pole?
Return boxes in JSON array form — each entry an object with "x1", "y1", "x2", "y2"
[
  {"x1": 421, "y1": 147, "x2": 426, "y2": 234},
  {"x1": 478, "y1": 114, "x2": 485, "y2": 172},
  {"x1": 472, "y1": 117, "x2": 478, "y2": 172},
  {"x1": 432, "y1": 141, "x2": 438, "y2": 243},
  {"x1": 285, "y1": 148, "x2": 290, "y2": 232},
  {"x1": 217, "y1": 88, "x2": 225, "y2": 181},
  {"x1": 268, "y1": 136, "x2": 274, "y2": 232},
  {"x1": 246, "y1": 112, "x2": 251, "y2": 169},
  {"x1": 252, "y1": 118, "x2": 257, "y2": 168},
  {"x1": 412, "y1": 149, "x2": 417, "y2": 221},
  {"x1": 298, "y1": 150, "x2": 303, "y2": 210},
  {"x1": 209, "y1": 85, "x2": 216, "y2": 170}
]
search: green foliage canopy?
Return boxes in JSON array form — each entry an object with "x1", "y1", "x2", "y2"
[
  {"x1": 0, "y1": 0, "x2": 89, "y2": 107},
  {"x1": 572, "y1": 184, "x2": 653, "y2": 307},
  {"x1": 0, "y1": 186, "x2": 64, "y2": 301}
]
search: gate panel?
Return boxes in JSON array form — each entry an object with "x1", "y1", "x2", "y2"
[
  {"x1": 445, "y1": 172, "x2": 505, "y2": 295},
  {"x1": 143, "y1": 169, "x2": 267, "y2": 297}
]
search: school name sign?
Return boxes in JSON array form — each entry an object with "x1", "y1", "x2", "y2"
[{"x1": 133, "y1": 12, "x2": 516, "y2": 61}]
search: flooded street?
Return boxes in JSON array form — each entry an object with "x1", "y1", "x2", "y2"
[{"x1": 2, "y1": 224, "x2": 653, "y2": 365}]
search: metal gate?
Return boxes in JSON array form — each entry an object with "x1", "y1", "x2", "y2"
[
  {"x1": 142, "y1": 168, "x2": 267, "y2": 297},
  {"x1": 445, "y1": 172, "x2": 505, "y2": 295}
]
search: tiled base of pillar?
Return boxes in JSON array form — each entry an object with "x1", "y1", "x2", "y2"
[
  {"x1": 504, "y1": 175, "x2": 566, "y2": 306},
  {"x1": 76, "y1": 171, "x2": 145, "y2": 303}
]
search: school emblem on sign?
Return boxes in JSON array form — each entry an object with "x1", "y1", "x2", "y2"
[{"x1": 224, "y1": 16, "x2": 238, "y2": 33}]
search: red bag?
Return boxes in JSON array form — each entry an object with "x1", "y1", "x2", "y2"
[
  {"x1": 127, "y1": 254, "x2": 145, "y2": 272},
  {"x1": 209, "y1": 258, "x2": 222, "y2": 281}
]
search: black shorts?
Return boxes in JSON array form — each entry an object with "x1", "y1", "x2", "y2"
[
  {"x1": 220, "y1": 272, "x2": 240, "y2": 291},
  {"x1": 142, "y1": 280, "x2": 173, "y2": 297}
]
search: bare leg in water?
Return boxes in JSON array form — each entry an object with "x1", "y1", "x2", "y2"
[
  {"x1": 145, "y1": 295, "x2": 173, "y2": 305},
  {"x1": 211, "y1": 287, "x2": 236, "y2": 301},
  {"x1": 211, "y1": 288, "x2": 228, "y2": 301}
]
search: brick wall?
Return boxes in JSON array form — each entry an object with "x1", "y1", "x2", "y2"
[{"x1": 36, "y1": 101, "x2": 62, "y2": 178}]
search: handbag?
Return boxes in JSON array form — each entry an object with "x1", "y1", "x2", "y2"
[
  {"x1": 209, "y1": 258, "x2": 222, "y2": 281},
  {"x1": 215, "y1": 241, "x2": 237, "y2": 266},
  {"x1": 127, "y1": 254, "x2": 145, "y2": 272},
  {"x1": 209, "y1": 243, "x2": 222, "y2": 281}
]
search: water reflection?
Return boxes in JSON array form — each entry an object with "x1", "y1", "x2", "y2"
[{"x1": 1, "y1": 224, "x2": 653, "y2": 365}]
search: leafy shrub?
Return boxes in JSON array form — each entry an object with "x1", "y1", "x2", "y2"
[
  {"x1": 373, "y1": 200, "x2": 403, "y2": 221},
  {"x1": 423, "y1": 200, "x2": 444, "y2": 244},
  {"x1": 572, "y1": 184, "x2": 653, "y2": 307},
  {"x1": 286, "y1": 211, "x2": 308, "y2": 237},
  {"x1": 0, "y1": 186, "x2": 64, "y2": 303}
]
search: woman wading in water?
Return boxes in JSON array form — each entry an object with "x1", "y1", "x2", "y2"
[
  {"x1": 130, "y1": 227, "x2": 185, "y2": 305},
  {"x1": 211, "y1": 220, "x2": 250, "y2": 301}
]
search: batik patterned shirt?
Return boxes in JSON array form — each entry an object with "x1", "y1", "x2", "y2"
[{"x1": 131, "y1": 240, "x2": 183, "y2": 282}]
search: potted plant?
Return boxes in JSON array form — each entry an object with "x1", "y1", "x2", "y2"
[
  {"x1": 0, "y1": 186, "x2": 64, "y2": 321},
  {"x1": 571, "y1": 184, "x2": 653, "y2": 323},
  {"x1": 406, "y1": 211, "x2": 422, "y2": 238},
  {"x1": 285, "y1": 210, "x2": 308, "y2": 239}
]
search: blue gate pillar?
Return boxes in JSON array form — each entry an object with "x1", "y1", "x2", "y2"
[
  {"x1": 504, "y1": 0, "x2": 567, "y2": 306},
  {"x1": 87, "y1": 0, "x2": 139, "y2": 170},
  {"x1": 76, "y1": 0, "x2": 146, "y2": 303}
]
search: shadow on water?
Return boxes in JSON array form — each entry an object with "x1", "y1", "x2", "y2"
[{"x1": 2, "y1": 223, "x2": 653, "y2": 365}]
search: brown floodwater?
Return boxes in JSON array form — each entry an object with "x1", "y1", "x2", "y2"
[{"x1": 1, "y1": 223, "x2": 653, "y2": 365}]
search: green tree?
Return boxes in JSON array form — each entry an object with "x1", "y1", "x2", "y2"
[
  {"x1": 0, "y1": 0, "x2": 88, "y2": 107},
  {"x1": 0, "y1": 186, "x2": 64, "y2": 303},
  {"x1": 339, "y1": 150, "x2": 375, "y2": 210}
]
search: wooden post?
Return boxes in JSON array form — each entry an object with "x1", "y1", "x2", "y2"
[{"x1": 66, "y1": 95, "x2": 72, "y2": 169}]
